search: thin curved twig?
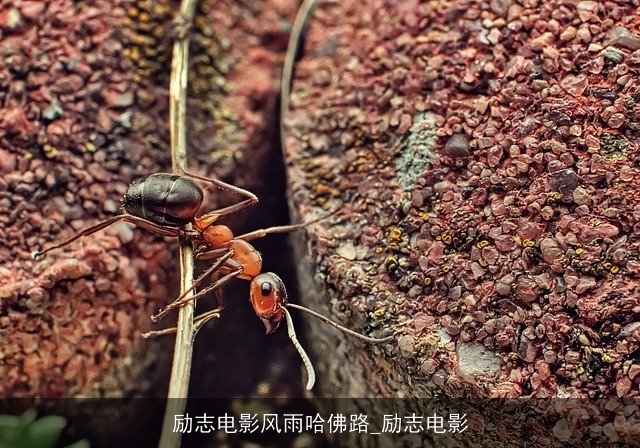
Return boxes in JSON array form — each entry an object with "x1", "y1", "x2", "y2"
[{"x1": 280, "y1": 0, "x2": 318, "y2": 151}]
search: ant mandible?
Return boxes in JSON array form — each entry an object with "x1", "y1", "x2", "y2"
[{"x1": 34, "y1": 170, "x2": 392, "y2": 390}]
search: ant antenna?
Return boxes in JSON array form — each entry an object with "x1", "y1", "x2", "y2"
[
  {"x1": 282, "y1": 302, "x2": 391, "y2": 391},
  {"x1": 286, "y1": 303, "x2": 393, "y2": 344},
  {"x1": 282, "y1": 307, "x2": 316, "y2": 390}
]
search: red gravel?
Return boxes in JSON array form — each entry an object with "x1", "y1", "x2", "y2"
[
  {"x1": 0, "y1": 0, "x2": 298, "y2": 398},
  {"x1": 284, "y1": 0, "x2": 640, "y2": 443},
  {"x1": 0, "y1": 0, "x2": 164, "y2": 398}
]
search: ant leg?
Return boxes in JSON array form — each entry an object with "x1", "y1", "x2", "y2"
[
  {"x1": 211, "y1": 270, "x2": 227, "y2": 311},
  {"x1": 237, "y1": 212, "x2": 332, "y2": 242},
  {"x1": 195, "y1": 247, "x2": 229, "y2": 261},
  {"x1": 183, "y1": 249, "x2": 235, "y2": 299},
  {"x1": 182, "y1": 267, "x2": 240, "y2": 309},
  {"x1": 123, "y1": 216, "x2": 184, "y2": 238},
  {"x1": 34, "y1": 215, "x2": 126, "y2": 259},
  {"x1": 194, "y1": 249, "x2": 242, "y2": 310},
  {"x1": 180, "y1": 169, "x2": 258, "y2": 204},
  {"x1": 141, "y1": 307, "x2": 223, "y2": 338},
  {"x1": 33, "y1": 215, "x2": 182, "y2": 259},
  {"x1": 143, "y1": 269, "x2": 232, "y2": 338},
  {"x1": 177, "y1": 271, "x2": 228, "y2": 333},
  {"x1": 237, "y1": 223, "x2": 313, "y2": 242},
  {"x1": 150, "y1": 252, "x2": 236, "y2": 322},
  {"x1": 151, "y1": 267, "x2": 241, "y2": 322},
  {"x1": 179, "y1": 169, "x2": 259, "y2": 228}
]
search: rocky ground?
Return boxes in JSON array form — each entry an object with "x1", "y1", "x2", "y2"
[
  {"x1": 1, "y1": 0, "x2": 639, "y2": 447},
  {"x1": 283, "y1": 0, "x2": 640, "y2": 445}
]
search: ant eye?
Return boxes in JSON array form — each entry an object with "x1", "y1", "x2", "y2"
[
  {"x1": 261, "y1": 282, "x2": 272, "y2": 296},
  {"x1": 251, "y1": 273, "x2": 288, "y2": 312}
]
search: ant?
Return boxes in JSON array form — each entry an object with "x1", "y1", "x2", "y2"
[{"x1": 34, "y1": 170, "x2": 392, "y2": 390}]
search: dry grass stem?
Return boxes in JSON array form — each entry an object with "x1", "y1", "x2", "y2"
[
  {"x1": 280, "y1": 0, "x2": 318, "y2": 149},
  {"x1": 157, "y1": 0, "x2": 199, "y2": 447},
  {"x1": 157, "y1": 2, "x2": 318, "y2": 443}
]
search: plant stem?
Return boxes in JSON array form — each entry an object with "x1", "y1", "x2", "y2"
[
  {"x1": 155, "y1": 0, "x2": 316, "y2": 444},
  {"x1": 157, "y1": 1, "x2": 199, "y2": 447},
  {"x1": 280, "y1": 0, "x2": 318, "y2": 148}
]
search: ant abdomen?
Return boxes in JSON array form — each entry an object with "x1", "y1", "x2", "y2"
[{"x1": 124, "y1": 173, "x2": 204, "y2": 227}]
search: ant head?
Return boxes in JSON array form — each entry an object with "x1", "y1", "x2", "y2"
[
  {"x1": 249, "y1": 272, "x2": 288, "y2": 334},
  {"x1": 251, "y1": 273, "x2": 316, "y2": 389}
]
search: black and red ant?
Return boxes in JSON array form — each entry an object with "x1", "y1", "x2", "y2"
[{"x1": 34, "y1": 170, "x2": 392, "y2": 389}]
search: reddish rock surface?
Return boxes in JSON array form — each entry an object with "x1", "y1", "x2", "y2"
[
  {"x1": 0, "y1": 0, "x2": 172, "y2": 398},
  {"x1": 283, "y1": 0, "x2": 640, "y2": 445},
  {"x1": 3, "y1": 0, "x2": 640, "y2": 445},
  {"x1": 0, "y1": 0, "x2": 302, "y2": 400}
]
